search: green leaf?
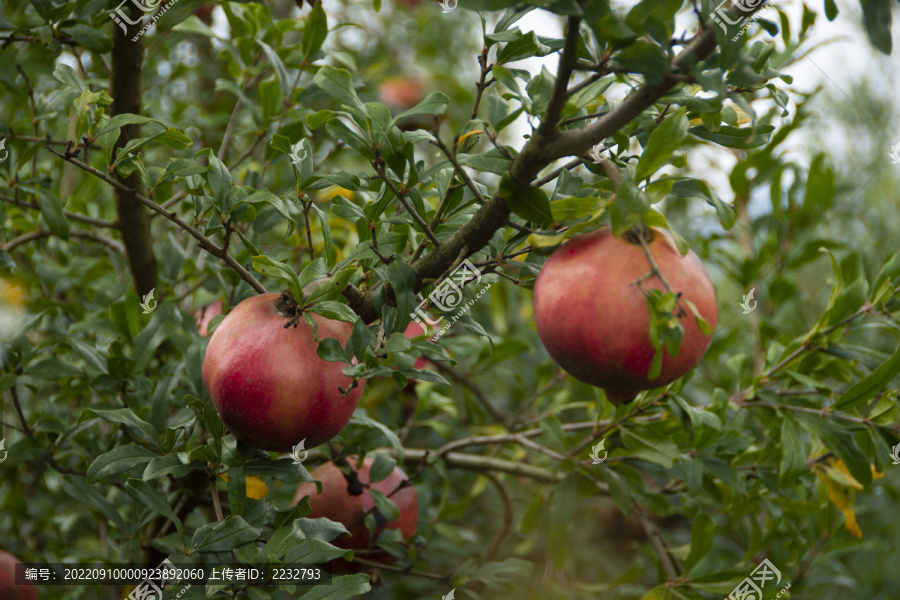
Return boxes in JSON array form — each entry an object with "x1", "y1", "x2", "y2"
[
  {"x1": 86, "y1": 445, "x2": 158, "y2": 483},
  {"x1": 861, "y1": 0, "x2": 891, "y2": 54},
  {"x1": 795, "y1": 414, "x2": 872, "y2": 487},
  {"x1": 284, "y1": 538, "x2": 351, "y2": 564},
  {"x1": 81, "y1": 408, "x2": 160, "y2": 448},
  {"x1": 636, "y1": 110, "x2": 688, "y2": 181},
  {"x1": 369, "y1": 489, "x2": 400, "y2": 522},
  {"x1": 252, "y1": 255, "x2": 303, "y2": 301},
  {"x1": 458, "y1": 148, "x2": 513, "y2": 175},
  {"x1": 349, "y1": 416, "x2": 404, "y2": 463},
  {"x1": 500, "y1": 173, "x2": 552, "y2": 224},
  {"x1": 256, "y1": 40, "x2": 291, "y2": 98},
  {"x1": 779, "y1": 418, "x2": 806, "y2": 486},
  {"x1": 314, "y1": 66, "x2": 367, "y2": 115},
  {"x1": 498, "y1": 30, "x2": 552, "y2": 63},
  {"x1": 190, "y1": 516, "x2": 261, "y2": 552},
  {"x1": 262, "y1": 520, "x2": 306, "y2": 561},
  {"x1": 245, "y1": 190, "x2": 293, "y2": 221},
  {"x1": 619, "y1": 427, "x2": 680, "y2": 469},
  {"x1": 610, "y1": 178, "x2": 651, "y2": 236},
  {"x1": 95, "y1": 114, "x2": 162, "y2": 138},
  {"x1": 52, "y1": 63, "x2": 85, "y2": 92},
  {"x1": 297, "y1": 574, "x2": 371, "y2": 599},
  {"x1": 35, "y1": 189, "x2": 70, "y2": 240},
  {"x1": 61, "y1": 476, "x2": 127, "y2": 531},
  {"x1": 390, "y1": 92, "x2": 449, "y2": 128},
  {"x1": 307, "y1": 301, "x2": 358, "y2": 323},
  {"x1": 836, "y1": 342, "x2": 900, "y2": 409},
  {"x1": 684, "y1": 513, "x2": 714, "y2": 574},
  {"x1": 689, "y1": 125, "x2": 775, "y2": 149},
  {"x1": 302, "y1": 1, "x2": 328, "y2": 60},
  {"x1": 206, "y1": 152, "x2": 232, "y2": 203},
  {"x1": 124, "y1": 479, "x2": 183, "y2": 537},
  {"x1": 309, "y1": 203, "x2": 335, "y2": 266}
]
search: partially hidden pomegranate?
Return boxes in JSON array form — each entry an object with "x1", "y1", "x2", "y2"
[
  {"x1": 0, "y1": 550, "x2": 37, "y2": 600},
  {"x1": 533, "y1": 226, "x2": 717, "y2": 404},
  {"x1": 293, "y1": 456, "x2": 418, "y2": 550},
  {"x1": 202, "y1": 292, "x2": 364, "y2": 451}
]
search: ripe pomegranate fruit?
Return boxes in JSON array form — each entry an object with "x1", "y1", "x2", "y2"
[
  {"x1": 293, "y1": 456, "x2": 418, "y2": 550},
  {"x1": 194, "y1": 299, "x2": 223, "y2": 337},
  {"x1": 0, "y1": 550, "x2": 37, "y2": 600},
  {"x1": 533, "y1": 226, "x2": 717, "y2": 405},
  {"x1": 202, "y1": 292, "x2": 364, "y2": 451}
]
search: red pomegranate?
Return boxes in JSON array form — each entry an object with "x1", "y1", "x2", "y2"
[
  {"x1": 0, "y1": 550, "x2": 37, "y2": 600},
  {"x1": 201, "y1": 292, "x2": 364, "y2": 451},
  {"x1": 293, "y1": 457, "x2": 418, "y2": 550},
  {"x1": 533, "y1": 227, "x2": 717, "y2": 404},
  {"x1": 194, "y1": 299, "x2": 223, "y2": 337}
]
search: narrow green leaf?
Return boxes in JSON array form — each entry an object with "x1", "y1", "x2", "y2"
[
  {"x1": 836, "y1": 342, "x2": 900, "y2": 409},
  {"x1": 636, "y1": 110, "x2": 688, "y2": 181}
]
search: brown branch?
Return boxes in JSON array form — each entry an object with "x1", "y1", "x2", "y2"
[
  {"x1": 637, "y1": 504, "x2": 679, "y2": 581},
  {"x1": 210, "y1": 476, "x2": 225, "y2": 522},
  {"x1": 0, "y1": 194, "x2": 118, "y2": 228},
  {"x1": 110, "y1": 7, "x2": 158, "y2": 297},
  {"x1": 483, "y1": 471, "x2": 513, "y2": 561},
  {"x1": 44, "y1": 147, "x2": 267, "y2": 294},
  {"x1": 373, "y1": 165, "x2": 440, "y2": 247},
  {"x1": 345, "y1": 24, "x2": 724, "y2": 323},
  {"x1": 538, "y1": 16, "x2": 582, "y2": 137}
]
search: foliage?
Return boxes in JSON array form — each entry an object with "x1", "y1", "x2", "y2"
[{"x1": 0, "y1": 0, "x2": 899, "y2": 599}]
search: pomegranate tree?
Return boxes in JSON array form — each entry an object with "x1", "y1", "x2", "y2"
[
  {"x1": 202, "y1": 292, "x2": 364, "y2": 451},
  {"x1": 533, "y1": 226, "x2": 717, "y2": 404}
]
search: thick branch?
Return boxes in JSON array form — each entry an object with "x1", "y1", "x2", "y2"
[
  {"x1": 347, "y1": 24, "x2": 723, "y2": 323},
  {"x1": 537, "y1": 16, "x2": 582, "y2": 137},
  {"x1": 110, "y1": 8, "x2": 158, "y2": 296}
]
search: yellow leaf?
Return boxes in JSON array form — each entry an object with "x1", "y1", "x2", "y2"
[
  {"x1": 458, "y1": 130, "x2": 483, "y2": 144},
  {"x1": 220, "y1": 473, "x2": 269, "y2": 500},
  {"x1": 817, "y1": 471, "x2": 862, "y2": 538}
]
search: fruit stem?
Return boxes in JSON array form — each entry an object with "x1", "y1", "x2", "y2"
[
  {"x1": 627, "y1": 224, "x2": 687, "y2": 318},
  {"x1": 273, "y1": 289, "x2": 303, "y2": 328}
]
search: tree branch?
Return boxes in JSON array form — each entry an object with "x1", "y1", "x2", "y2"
[
  {"x1": 537, "y1": 16, "x2": 581, "y2": 137},
  {"x1": 110, "y1": 7, "x2": 158, "y2": 296},
  {"x1": 44, "y1": 147, "x2": 267, "y2": 294},
  {"x1": 0, "y1": 194, "x2": 119, "y2": 229},
  {"x1": 2, "y1": 228, "x2": 125, "y2": 254}
]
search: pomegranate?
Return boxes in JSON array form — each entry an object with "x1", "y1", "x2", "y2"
[
  {"x1": 194, "y1": 299, "x2": 223, "y2": 337},
  {"x1": 201, "y1": 292, "x2": 364, "y2": 451},
  {"x1": 533, "y1": 226, "x2": 717, "y2": 404},
  {"x1": 0, "y1": 550, "x2": 37, "y2": 600},
  {"x1": 293, "y1": 456, "x2": 418, "y2": 550}
]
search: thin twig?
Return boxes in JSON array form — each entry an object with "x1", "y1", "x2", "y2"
[
  {"x1": 373, "y1": 164, "x2": 440, "y2": 247},
  {"x1": 483, "y1": 471, "x2": 513, "y2": 561},
  {"x1": 44, "y1": 146, "x2": 267, "y2": 294},
  {"x1": 210, "y1": 476, "x2": 225, "y2": 521},
  {"x1": 2, "y1": 228, "x2": 125, "y2": 254},
  {"x1": 0, "y1": 194, "x2": 119, "y2": 228}
]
